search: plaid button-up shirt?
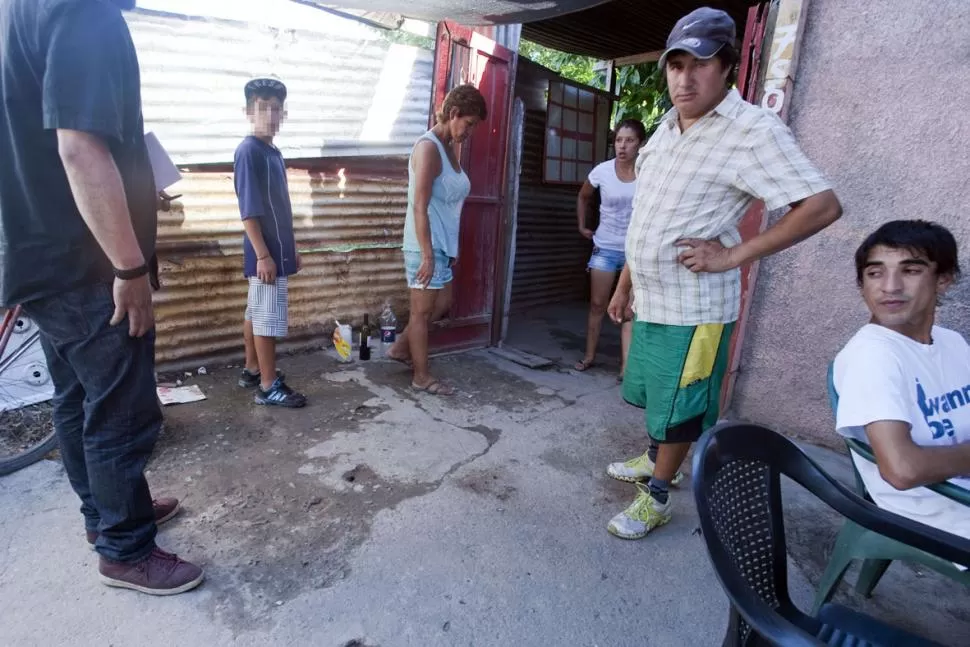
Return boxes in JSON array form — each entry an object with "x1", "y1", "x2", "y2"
[{"x1": 627, "y1": 89, "x2": 831, "y2": 326}]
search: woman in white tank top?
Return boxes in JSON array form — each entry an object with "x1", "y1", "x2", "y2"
[
  {"x1": 386, "y1": 85, "x2": 488, "y2": 395},
  {"x1": 575, "y1": 120, "x2": 647, "y2": 380}
]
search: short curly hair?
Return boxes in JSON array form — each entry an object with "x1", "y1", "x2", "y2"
[{"x1": 436, "y1": 84, "x2": 488, "y2": 124}]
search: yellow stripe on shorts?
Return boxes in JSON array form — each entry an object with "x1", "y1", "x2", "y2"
[{"x1": 679, "y1": 323, "x2": 725, "y2": 389}]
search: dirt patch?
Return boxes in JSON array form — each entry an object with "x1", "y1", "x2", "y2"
[
  {"x1": 420, "y1": 354, "x2": 564, "y2": 413},
  {"x1": 546, "y1": 319, "x2": 620, "y2": 360},
  {"x1": 146, "y1": 357, "x2": 439, "y2": 632},
  {"x1": 539, "y1": 447, "x2": 592, "y2": 477},
  {"x1": 0, "y1": 401, "x2": 54, "y2": 459},
  {"x1": 456, "y1": 466, "x2": 516, "y2": 502},
  {"x1": 142, "y1": 351, "x2": 544, "y2": 634},
  {"x1": 547, "y1": 325, "x2": 586, "y2": 353},
  {"x1": 13, "y1": 347, "x2": 567, "y2": 635}
]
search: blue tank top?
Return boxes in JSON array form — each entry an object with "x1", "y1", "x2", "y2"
[{"x1": 402, "y1": 131, "x2": 471, "y2": 258}]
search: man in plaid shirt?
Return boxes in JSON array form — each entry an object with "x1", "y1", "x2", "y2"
[{"x1": 604, "y1": 7, "x2": 842, "y2": 540}]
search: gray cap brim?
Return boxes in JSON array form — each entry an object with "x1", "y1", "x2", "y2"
[{"x1": 658, "y1": 39, "x2": 725, "y2": 69}]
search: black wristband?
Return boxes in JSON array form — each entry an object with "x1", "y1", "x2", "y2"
[{"x1": 113, "y1": 264, "x2": 149, "y2": 280}]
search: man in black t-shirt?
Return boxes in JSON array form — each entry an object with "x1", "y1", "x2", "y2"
[{"x1": 0, "y1": 0, "x2": 203, "y2": 594}]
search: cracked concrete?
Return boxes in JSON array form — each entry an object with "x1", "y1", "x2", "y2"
[{"x1": 1, "y1": 309, "x2": 968, "y2": 645}]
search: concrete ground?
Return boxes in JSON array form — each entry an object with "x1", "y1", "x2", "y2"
[{"x1": 1, "y1": 304, "x2": 968, "y2": 646}]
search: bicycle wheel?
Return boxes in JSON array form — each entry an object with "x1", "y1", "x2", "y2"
[
  {"x1": 0, "y1": 426, "x2": 57, "y2": 476},
  {"x1": 0, "y1": 309, "x2": 57, "y2": 476}
]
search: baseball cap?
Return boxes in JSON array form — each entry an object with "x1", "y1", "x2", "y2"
[
  {"x1": 658, "y1": 7, "x2": 736, "y2": 69},
  {"x1": 244, "y1": 76, "x2": 287, "y2": 102}
]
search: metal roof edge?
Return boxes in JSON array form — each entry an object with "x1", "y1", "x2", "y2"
[{"x1": 129, "y1": 5, "x2": 385, "y2": 41}]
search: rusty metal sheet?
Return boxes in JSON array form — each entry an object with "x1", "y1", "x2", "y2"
[
  {"x1": 154, "y1": 157, "x2": 412, "y2": 368},
  {"x1": 509, "y1": 109, "x2": 590, "y2": 313},
  {"x1": 127, "y1": 8, "x2": 433, "y2": 165}
]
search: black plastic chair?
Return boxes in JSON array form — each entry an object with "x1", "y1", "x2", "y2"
[{"x1": 692, "y1": 421, "x2": 970, "y2": 646}]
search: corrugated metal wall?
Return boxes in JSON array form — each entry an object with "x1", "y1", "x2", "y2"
[
  {"x1": 127, "y1": 9, "x2": 433, "y2": 165},
  {"x1": 120, "y1": 8, "x2": 435, "y2": 367},
  {"x1": 509, "y1": 65, "x2": 592, "y2": 313},
  {"x1": 154, "y1": 158, "x2": 410, "y2": 367}
]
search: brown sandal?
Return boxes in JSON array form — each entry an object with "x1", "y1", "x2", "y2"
[
  {"x1": 411, "y1": 381, "x2": 455, "y2": 396},
  {"x1": 574, "y1": 358, "x2": 595, "y2": 372}
]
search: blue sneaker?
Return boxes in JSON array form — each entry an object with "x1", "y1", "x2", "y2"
[
  {"x1": 254, "y1": 378, "x2": 306, "y2": 408},
  {"x1": 238, "y1": 368, "x2": 283, "y2": 388}
]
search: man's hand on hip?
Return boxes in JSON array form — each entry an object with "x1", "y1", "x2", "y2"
[
  {"x1": 675, "y1": 238, "x2": 738, "y2": 273},
  {"x1": 110, "y1": 275, "x2": 154, "y2": 337}
]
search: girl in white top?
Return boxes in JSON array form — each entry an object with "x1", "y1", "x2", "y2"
[{"x1": 575, "y1": 120, "x2": 647, "y2": 378}]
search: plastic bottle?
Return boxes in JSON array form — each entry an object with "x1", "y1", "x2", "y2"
[{"x1": 379, "y1": 301, "x2": 398, "y2": 354}]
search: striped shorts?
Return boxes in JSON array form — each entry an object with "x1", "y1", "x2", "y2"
[{"x1": 245, "y1": 276, "x2": 289, "y2": 338}]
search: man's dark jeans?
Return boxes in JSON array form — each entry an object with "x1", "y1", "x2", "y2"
[{"x1": 22, "y1": 281, "x2": 161, "y2": 562}]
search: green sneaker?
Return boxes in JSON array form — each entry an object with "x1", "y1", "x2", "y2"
[
  {"x1": 606, "y1": 451, "x2": 685, "y2": 487},
  {"x1": 607, "y1": 484, "x2": 673, "y2": 540}
]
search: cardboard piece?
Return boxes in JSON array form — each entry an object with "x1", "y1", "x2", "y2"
[
  {"x1": 145, "y1": 132, "x2": 182, "y2": 191},
  {"x1": 157, "y1": 384, "x2": 207, "y2": 406}
]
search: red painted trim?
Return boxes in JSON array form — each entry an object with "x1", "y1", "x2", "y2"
[
  {"x1": 428, "y1": 21, "x2": 515, "y2": 354},
  {"x1": 720, "y1": 2, "x2": 772, "y2": 413}
]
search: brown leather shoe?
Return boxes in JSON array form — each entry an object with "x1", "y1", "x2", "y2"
[
  {"x1": 99, "y1": 547, "x2": 204, "y2": 596},
  {"x1": 86, "y1": 497, "x2": 181, "y2": 547}
]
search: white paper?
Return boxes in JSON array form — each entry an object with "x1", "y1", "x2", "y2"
[
  {"x1": 145, "y1": 132, "x2": 182, "y2": 191},
  {"x1": 157, "y1": 384, "x2": 207, "y2": 406}
]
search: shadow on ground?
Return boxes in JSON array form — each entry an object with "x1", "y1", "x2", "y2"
[
  {"x1": 1, "y1": 304, "x2": 968, "y2": 646},
  {"x1": 150, "y1": 352, "x2": 560, "y2": 630}
]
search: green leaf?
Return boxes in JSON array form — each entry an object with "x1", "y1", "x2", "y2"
[{"x1": 518, "y1": 40, "x2": 669, "y2": 132}]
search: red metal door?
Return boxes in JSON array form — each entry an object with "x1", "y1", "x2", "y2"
[
  {"x1": 427, "y1": 22, "x2": 513, "y2": 353},
  {"x1": 721, "y1": 2, "x2": 771, "y2": 411}
]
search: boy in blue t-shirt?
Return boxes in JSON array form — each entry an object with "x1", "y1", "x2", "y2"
[{"x1": 233, "y1": 77, "x2": 306, "y2": 407}]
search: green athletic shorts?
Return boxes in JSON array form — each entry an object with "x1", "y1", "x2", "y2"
[{"x1": 622, "y1": 321, "x2": 735, "y2": 444}]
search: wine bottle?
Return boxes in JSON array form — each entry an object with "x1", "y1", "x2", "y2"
[{"x1": 359, "y1": 314, "x2": 372, "y2": 361}]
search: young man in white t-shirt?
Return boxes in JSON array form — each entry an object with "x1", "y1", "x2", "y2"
[{"x1": 834, "y1": 220, "x2": 970, "y2": 547}]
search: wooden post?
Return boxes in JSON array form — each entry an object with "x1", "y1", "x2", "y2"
[{"x1": 606, "y1": 59, "x2": 617, "y2": 96}]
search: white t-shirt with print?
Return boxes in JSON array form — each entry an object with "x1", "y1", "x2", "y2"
[
  {"x1": 834, "y1": 323, "x2": 970, "y2": 546},
  {"x1": 588, "y1": 160, "x2": 635, "y2": 252}
]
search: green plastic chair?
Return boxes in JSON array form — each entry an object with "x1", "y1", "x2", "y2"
[{"x1": 813, "y1": 362, "x2": 970, "y2": 614}]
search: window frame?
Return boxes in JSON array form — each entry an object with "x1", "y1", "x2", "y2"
[{"x1": 542, "y1": 79, "x2": 613, "y2": 185}]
